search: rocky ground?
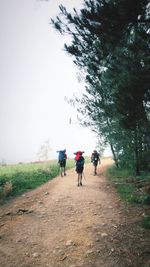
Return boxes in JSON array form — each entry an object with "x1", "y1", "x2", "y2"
[{"x1": 0, "y1": 158, "x2": 150, "y2": 267}]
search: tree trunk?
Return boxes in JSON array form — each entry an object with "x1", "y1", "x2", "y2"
[
  {"x1": 110, "y1": 142, "x2": 119, "y2": 168},
  {"x1": 140, "y1": 103, "x2": 150, "y2": 150},
  {"x1": 143, "y1": 118, "x2": 150, "y2": 150},
  {"x1": 134, "y1": 128, "x2": 140, "y2": 176},
  {"x1": 106, "y1": 118, "x2": 119, "y2": 168}
]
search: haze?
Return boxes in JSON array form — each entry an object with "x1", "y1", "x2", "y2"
[{"x1": 0, "y1": 0, "x2": 110, "y2": 164}]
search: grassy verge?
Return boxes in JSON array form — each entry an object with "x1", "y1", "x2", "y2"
[
  {"x1": 0, "y1": 159, "x2": 76, "y2": 203},
  {"x1": 106, "y1": 165, "x2": 150, "y2": 229}
]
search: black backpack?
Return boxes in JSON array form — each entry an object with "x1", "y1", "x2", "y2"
[
  {"x1": 76, "y1": 156, "x2": 84, "y2": 171},
  {"x1": 92, "y1": 152, "x2": 99, "y2": 163}
]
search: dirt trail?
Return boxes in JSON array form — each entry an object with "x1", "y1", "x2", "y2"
[{"x1": 0, "y1": 158, "x2": 148, "y2": 267}]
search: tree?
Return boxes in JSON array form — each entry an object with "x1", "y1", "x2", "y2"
[
  {"x1": 51, "y1": 0, "x2": 150, "y2": 173},
  {"x1": 37, "y1": 139, "x2": 51, "y2": 161}
]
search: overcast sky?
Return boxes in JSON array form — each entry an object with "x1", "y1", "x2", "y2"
[{"x1": 0, "y1": 0, "x2": 111, "y2": 164}]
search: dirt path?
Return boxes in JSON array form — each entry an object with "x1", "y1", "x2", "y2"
[{"x1": 0, "y1": 158, "x2": 149, "y2": 267}]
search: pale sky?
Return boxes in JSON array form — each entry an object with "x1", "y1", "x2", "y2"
[{"x1": 0, "y1": 0, "x2": 111, "y2": 164}]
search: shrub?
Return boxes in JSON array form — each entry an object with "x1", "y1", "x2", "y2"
[
  {"x1": 140, "y1": 216, "x2": 150, "y2": 229},
  {"x1": 0, "y1": 159, "x2": 75, "y2": 203},
  {"x1": 3, "y1": 182, "x2": 13, "y2": 197},
  {"x1": 106, "y1": 166, "x2": 150, "y2": 204}
]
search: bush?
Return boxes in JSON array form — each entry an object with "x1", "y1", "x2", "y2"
[
  {"x1": 140, "y1": 216, "x2": 150, "y2": 229},
  {"x1": 3, "y1": 182, "x2": 13, "y2": 197},
  {"x1": 106, "y1": 166, "x2": 150, "y2": 204},
  {"x1": 0, "y1": 181, "x2": 12, "y2": 202},
  {"x1": 0, "y1": 159, "x2": 75, "y2": 203}
]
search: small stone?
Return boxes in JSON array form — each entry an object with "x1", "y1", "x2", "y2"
[
  {"x1": 59, "y1": 255, "x2": 67, "y2": 261},
  {"x1": 66, "y1": 240, "x2": 74, "y2": 246},
  {"x1": 87, "y1": 243, "x2": 93, "y2": 247},
  {"x1": 101, "y1": 233, "x2": 108, "y2": 237},
  {"x1": 112, "y1": 224, "x2": 117, "y2": 228},
  {"x1": 16, "y1": 239, "x2": 22, "y2": 243},
  {"x1": 57, "y1": 249, "x2": 64, "y2": 256},
  {"x1": 25, "y1": 252, "x2": 29, "y2": 256},
  {"x1": 85, "y1": 249, "x2": 93, "y2": 255},
  {"x1": 32, "y1": 252, "x2": 39, "y2": 258}
]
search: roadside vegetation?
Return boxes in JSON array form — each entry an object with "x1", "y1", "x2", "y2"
[
  {"x1": 51, "y1": 0, "x2": 150, "y2": 177},
  {"x1": 0, "y1": 158, "x2": 85, "y2": 203},
  {"x1": 107, "y1": 165, "x2": 150, "y2": 229}
]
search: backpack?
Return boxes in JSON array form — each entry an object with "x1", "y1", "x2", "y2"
[
  {"x1": 57, "y1": 150, "x2": 66, "y2": 161},
  {"x1": 91, "y1": 151, "x2": 99, "y2": 164},
  {"x1": 76, "y1": 156, "x2": 84, "y2": 174},
  {"x1": 76, "y1": 157, "x2": 84, "y2": 168},
  {"x1": 74, "y1": 151, "x2": 85, "y2": 173}
]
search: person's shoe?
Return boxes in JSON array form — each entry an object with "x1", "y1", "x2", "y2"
[{"x1": 80, "y1": 182, "x2": 82, "y2": 186}]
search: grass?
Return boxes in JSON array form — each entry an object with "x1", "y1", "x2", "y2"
[
  {"x1": 106, "y1": 166, "x2": 150, "y2": 229},
  {"x1": 0, "y1": 159, "x2": 77, "y2": 203},
  {"x1": 140, "y1": 216, "x2": 150, "y2": 229},
  {"x1": 106, "y1": 166, "x2": 134, "y2": 202},
  {"x1": 107, "y1": 166, "x2": 150, "y2": 204}
]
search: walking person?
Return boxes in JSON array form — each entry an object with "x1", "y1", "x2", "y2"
[
  {"x1": 74, "y1": 151, "x2": 85, "y2": 186},
  {"x1": 91, "y1": 150, "x2": 100, "y2": 175},
  {"x1": 57, "y1": 149, "x2": 67, "y2": 177}
]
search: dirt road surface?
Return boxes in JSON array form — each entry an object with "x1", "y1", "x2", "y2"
[{"x1": 0, "y1": 158, "x2": 149, "y2": 267}]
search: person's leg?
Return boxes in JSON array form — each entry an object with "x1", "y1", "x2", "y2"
[
  {"x1": 64, "y1": 160, "x2": 66, "y2": 175},
  {"x1": 77, "y1": 173, "x2": 80, "y2": 186},
  {"x1": 60, "y1": 166, "x2": 63, "y2": 177},
  {"x1": 94, "y1": 162, "x2": 98, "y2": 175},
  {"x1": 95, "y1": 165, "x2": 97, "y2": 175},
  {"x1": 94, "y1": 165, "x2": 96, "y2": 175},
  {"x1": 80, "y1": 173, "x2": 82, "y2": 186}
]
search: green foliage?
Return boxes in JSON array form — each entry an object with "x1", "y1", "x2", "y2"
[
  {"x1": 107, "y1": 166, "x2": 150, "y2": 204},
  {"x1": 51, "y1": 0, "x2": 150, "y2": 174},
  {"x1": 0, "y1": 159, "x2": 75, "y2": 203},
  {"x1": 140, "y1": 216, "x2": 150, "y2": 229}
]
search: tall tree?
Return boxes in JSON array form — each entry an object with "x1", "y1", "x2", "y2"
[{"x1": 51, "y1": 0, "x2": 150, "y2": 172}]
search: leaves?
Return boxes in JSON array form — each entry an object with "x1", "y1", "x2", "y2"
[{"x1": 51, "y1": 0, "x2": 150, "y2": 172}]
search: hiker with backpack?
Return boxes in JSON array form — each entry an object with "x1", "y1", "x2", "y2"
[
  {"x1": 74, "y1": 151, "x2": 85, "y2": 186},
  {"x1": 57, "y1": 149, "x2": 67, "y2": 177},
  {"x1": 91, "y1": 150, "x2": 100, "y2": 175}
]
